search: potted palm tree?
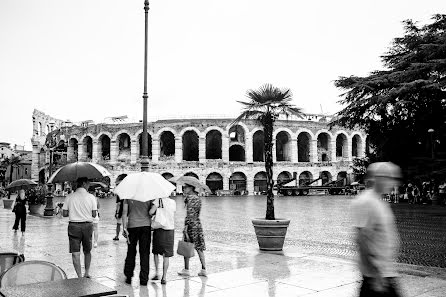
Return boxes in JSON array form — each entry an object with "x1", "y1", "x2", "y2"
[{"x1": 234, "y1": 84, "x2": 303, "y2": 251}]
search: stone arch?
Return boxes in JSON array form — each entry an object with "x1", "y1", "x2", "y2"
[
  {"x1": 182, "y1": 130, "x2": 199, "y2": 161},
  {"x1": 204, "y1": 126, "x2": 225, "y2": 135},
  {"x1": 316, "y1": 131, "x2": 332, "y2": 162},
  {"x1": 320, "y1": 171, "x2": 332, "y2": 185},
  {"x1": 228, "y1": 124, "x2": 246, "y2": 144},
  {"x1": 161, "y1": 172, "x2": 174, "y2": 180},
  {"x1": 117, "y1": 132, "x2": 131, "y2": 161},
  {"x1": 277, "y1": 171, "x2": 292, "y2": 184},
  {"x1": 155, "y1": 127, "x2": 177, "y2": 139},
  {"x1": 273, "y1": 128, "x2": 295, "y2": 139},
  {"x1": 39, "y1": 168, "x2": 45, "y2": 184},
  {"x1": 226, "y1": 122, "x2": 249, "y2": 139},
  {"x1": 206, "y1": 172, "x2": 223, "y2": 194},
  {"x1": 275, "y1": 131, "x2": 292, "y2": 162},
  {"x1": 351, "y1": 133, "x2": 363, "y2": 158},
  {"x1": 38, "y1": 122, "x2": 42, "y2": 136},
  {"x1": 297, "y1": 131, "x2": 311, "y2": 162},
  {"x1": 205, "y1": 130, "x2": 222, "y2": 160},
  {"x1": 229, "y1": 144, "x2": 245, "y2": 161},
  {"x1": 229, "y1": 171, "x2": 247, "y2": 195},
  {"x1": 179, "y1": 127, "x2": 202, "y2": 138},
  {"x1": 98, "y1": 134, "x2": 111, "y2": 160},
  {"x1": 82, "y1": 135, "x2": 93, "y2": 160},
  {"x1": 184, "y1": 172, "x2": 199, "y2": 179},
  {"x1": 138, "y1": 132, "x2": 152, "y2": 159},
  {"x1": 252, "y1": 130, "x2": 265, "y2": 162},
  {"x1": 68, "y1": 137, "x2": 79, "y2": 162},
  {"x1": 299, "y1": 171, "x2": 313, "y2": 185},
  {"x1": 335, "y1": 132, "x2": 348, "y2": 159},
  {"x1": 253, "y1": 171, "x2": 267, "y2": 193},
  {"x1": 159, "y1": 131, "x2": 175, "y2": 159},
  {"x1": 112, "y1": 129, "x2": 132, "y2": 142}
]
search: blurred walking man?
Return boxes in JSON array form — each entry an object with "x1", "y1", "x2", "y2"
[
  {"x1": 351, "y1": 162, "x2": 402, "y2": 297},
  {"x1": 63, "y1": 177, "x2": 97, "y2": 278}
]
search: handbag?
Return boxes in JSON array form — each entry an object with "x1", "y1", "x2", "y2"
[
  {"x1": 177, "y1": 227, "x2": 195, "y2": 258},
  {"x1": 151, "y1": 198, "x2": 168, "y2": 229},
  {"x1": 12, "y1": 204, "x2": 17, "y2": 213}
]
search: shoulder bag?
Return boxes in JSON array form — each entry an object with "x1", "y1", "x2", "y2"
[{"x1": 151, "y1": 198, "x2": 168, "y2": 229}]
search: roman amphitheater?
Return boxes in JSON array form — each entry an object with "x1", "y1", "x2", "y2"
[{"x1": 31, "y1": 109, "x2": 366, "y2": 195}]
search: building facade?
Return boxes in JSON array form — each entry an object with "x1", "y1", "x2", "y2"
[
  {"x1": 31, "y1": 109, "x2": 366, "y2": 194},
  {"x1": 0, "y1": 143, "x2": 32, "y2": 186}
]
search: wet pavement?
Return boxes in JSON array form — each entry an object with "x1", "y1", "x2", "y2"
[{"x1": 1, "y1": 194, "x2": 446, "y2": 296}]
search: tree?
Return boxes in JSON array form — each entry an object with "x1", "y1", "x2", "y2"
[
  {"x1": 234, "y1": 84, "x2": 303, "y2": 220},
  {"x1": 332, "y1": 14, "x2": 446, "y2": 174},
  {"x1": 1, "y1": 155, "x2": 22, "y2": 198}
]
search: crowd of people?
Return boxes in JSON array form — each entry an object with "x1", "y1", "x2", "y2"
[{"x1": 383, "y1": 179, "x2": 446, "y2": 205}]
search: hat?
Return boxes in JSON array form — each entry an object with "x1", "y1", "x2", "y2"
[{"x1": 366, "y1": 162, "x2": 402, "y2": 179}]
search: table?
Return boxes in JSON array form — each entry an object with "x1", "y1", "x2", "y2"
[{"x1": 0, "y1": 277, "x2": 117, "y2": 297}]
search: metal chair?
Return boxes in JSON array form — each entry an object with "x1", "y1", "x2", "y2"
[
  {"x1": 0, "y1": 253, "x2": 24, "y2": 274},
  {"x1": 0, "y1": 260, "x2": 67, "y2": 288}
]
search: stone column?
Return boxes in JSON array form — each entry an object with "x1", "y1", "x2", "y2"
[
  {"x1": 130, "y1": 140, "x2": 138, "y2": 164},
  {"x1": 272, "y1": 139, "x2": 277, "y2": 163},
  {"x1": 152, "y1": 138, "x2": 160, "y2": 163},
  {"x1": 77, "y1": 143, "x2": 84, "y2": 162},
  {"x1": 246, "y1": 136, "x2": 253, "y2": 163},
  {"x1": 31, "y1": 145, "x2": 40, "y2": 181},
  {"x1": 92, "y1": 140, "x2": 99, "y2": 163},
  {"x1": 199, "y1": 136, "x2": 206, "y2": 163},
  {"x1": 246, "y1": 175, "x2": 254, "y2": 195},
  {"x1": 222, "y1": 136, "x2": 229, "y2": 163},
  {"x1": 67, "y1": 143, "x2": 74, "y2": 163},
  {"x1": 291, "y1": 139, "x2": 298, "y2": 163},
  {"x1": 311, "y1": 139, "x2": 318, "y2": 163},
  {"x1": 223, "y1": 175, "x2": 229, "y2": 191},
  {"x1": 331, "y1": 139, "x2": 337, "y2": 162},
  {"x1": 175, "y1": 136, "x2": 182, "y2": 163},
  {"x1": 347, "y1": 138, "x2": 352, "y2": 161},
  {"x1": 110, "y1": 140, "x2": 118, "y2": 164}
]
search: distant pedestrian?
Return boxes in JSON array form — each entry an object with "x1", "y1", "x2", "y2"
[
  {"x1": 12, "y1": 189, "x2": 27, "y2": 235},
  {"x1": 113, "y1": 174, "x2": 127, "y2": 241},
  {"x1": 92, "y1": 195, "x2": 100, "y2": 248},
  {"x1": 351, "y1": 162, "x2": 402, "y2": 297},
  {"x1": 62, "y1": 177, "x2": 97, "y2": 278},
  {"x1": 122, "y1": 196, "x2": 153, "y2": 286},
  {"x1": 150, "y1": 197, "x2": 177, "y2": 284},
  {"x1": 178, "y1": 184, "x2": 207, "y2": 277}
]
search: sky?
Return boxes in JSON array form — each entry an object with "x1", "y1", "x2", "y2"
[{"x1": 1, "y1": 0, "x2": 445, "y2": 150}]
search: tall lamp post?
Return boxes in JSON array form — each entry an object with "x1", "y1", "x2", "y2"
[
  {"x1": 140, "y1": 0, "x2": 150, "y2": 172},
  {"x1": 428, "y1": 128, "x2": 435, "y2": 160}
]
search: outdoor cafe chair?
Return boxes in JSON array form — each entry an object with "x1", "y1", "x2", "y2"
[
  {"x1": 0, "y1": 260, "x2": 67, "y2": 288},
  {"x1": 0, "y1": 253, "x2": 24, "y2": 274}
]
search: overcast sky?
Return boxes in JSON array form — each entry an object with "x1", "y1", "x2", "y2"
[{"x1": 1, "y1": 0, "x2": 445, "y2": 150}]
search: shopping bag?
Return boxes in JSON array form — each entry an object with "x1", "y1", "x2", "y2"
[
  {"x1": 177, "y1": 228, "x2": 195, "y2": 257},
  {"x1": 151, "y1": 198, "x2": 168, "y2": 229}
]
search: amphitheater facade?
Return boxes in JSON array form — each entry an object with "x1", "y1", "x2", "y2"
[{"x1": 31, "y1": 109, "x2": 366, "y2": 194}]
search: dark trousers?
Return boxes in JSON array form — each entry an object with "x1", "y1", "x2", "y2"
[
  {"x1": 360, "y1": 276, "x2": 401, "y2": 297},
  {"x1": 13, "y1": 210, "x2": 26, "y2": 232},
  {"x1": 124, "y1": 226, "x2": 151, "y2": 283}
]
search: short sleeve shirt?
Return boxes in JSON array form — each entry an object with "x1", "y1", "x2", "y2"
[
  {"x1": 351, "y1": 189, "x2": 399, "y2": 277},
  {"x1": 62, "y1": 188, "x2": 97, "y2": 222},
  {"x1": 126, "y1": 199, "x2": 153, "y2": 228}
]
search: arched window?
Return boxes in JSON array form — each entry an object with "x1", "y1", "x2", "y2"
[
  {"x1": 182, "y1": 131, "x2": 199, "y2": 161},
  {"x1": 206, "y1": 130, "x2": 222, "y2": 159}
]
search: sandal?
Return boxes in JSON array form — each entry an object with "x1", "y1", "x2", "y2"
[
  {"x1": 161, "y1": 279, "x2": 166, "y2": 285},
  {"x1": 151, "y1": 275, "x2": 160, "y2": 281}
]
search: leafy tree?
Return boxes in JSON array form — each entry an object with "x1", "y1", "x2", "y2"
[
  {"x1": 350, "y1": 157, "x2": 370, "y2": 183},
  {"x1": 1, "y1": 155, "x2": 22, "y2": 198},
  {"x1": 234, "y1": 84, "x2": 303, "y2": 220},
  {"x1": 332, "y1": 14, "x2": 446, "y2": 174}
]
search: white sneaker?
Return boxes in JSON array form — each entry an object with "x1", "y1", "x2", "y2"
[
  {"x1": 198, "y1": 269, "x2": 207, "y2": 277},
  {"x1": 178, "y1": 269, "x2": 190, "y2": 276},
  {"x1": 93, "y1": 242, "x2": 98, "y2": 248}
]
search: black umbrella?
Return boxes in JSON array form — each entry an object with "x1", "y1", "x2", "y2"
[
  {"x1": 47, "y1": 162, "x2": 111, "y2": 183},
  {"x1": 88, "y1": 182, "x2": 109, "y2": 191},
  {"x1": 5, "y1": 179, "x2": 38, "y2": 191}
]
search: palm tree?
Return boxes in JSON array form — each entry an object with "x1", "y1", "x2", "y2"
[
  {"x1": 1, "y1": 155, "x2": 22, "y2": 198},
  {"x1": 233, "y1": 84, "x2": 303, "y2": 220}
]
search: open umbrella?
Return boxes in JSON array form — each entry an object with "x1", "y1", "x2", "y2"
[
  {"x1": 88, "y1": 182, "x2": 109, "y2": 191},
  {"x1": 114, "y1": 172, "x2": 176, "y2": 202},
  {"x1": 168, "y1": 176, "x2": 211, "y2": 193},
  {"x1": 47, "y1": 162, "x2": 111, "y2": 184},
  {"x1": 5, "y1": 179, "x2": 38, "y2": 191}
]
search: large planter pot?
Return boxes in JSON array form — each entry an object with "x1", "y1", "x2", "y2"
[
  {"x1": 252, "y1": 218, "x2": 290, "y2": 251},
  {"x1": 28, "y1": 204, "x2": 44, "y2": 215},
  {"x1": 3, "y1": 199, "x2": 14, "y2": 209}
]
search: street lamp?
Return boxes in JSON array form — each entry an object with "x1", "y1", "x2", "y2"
[{"x1": 140, "y1": 0, "x2": 150, "y2": 172}]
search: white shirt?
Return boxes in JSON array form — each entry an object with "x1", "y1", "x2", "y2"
[
  {"x1": 351, "y1": 189, "x2": 399, "y2": 277},
  {"x1": 62, "y1": 188, "x2": 97, "y2": 223},
  {"x1": 153, "y1": 198, "x2": 176, "y2": 230}
]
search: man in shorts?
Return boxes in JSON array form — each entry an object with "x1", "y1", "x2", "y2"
[
  {"x1": 63, "y1": 177, "x2": 97, "y2": 278},
  {"x1": 113, "y1": 174, "x2": 127, "y2": 241},
  {"x1": 351, "y1": 162, "x2": 402, "y2": 297}
]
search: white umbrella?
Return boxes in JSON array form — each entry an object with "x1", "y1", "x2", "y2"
[{"x1": 114, "y1": 172, "x2": 176, "y2": 202}]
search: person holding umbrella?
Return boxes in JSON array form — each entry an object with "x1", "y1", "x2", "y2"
[
  {"x1": 12, "y1": 189, "x2": 27, "y2": 235},
  {"x1": 115, "y1": 172, "x2": 175, "y2": 286}
]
